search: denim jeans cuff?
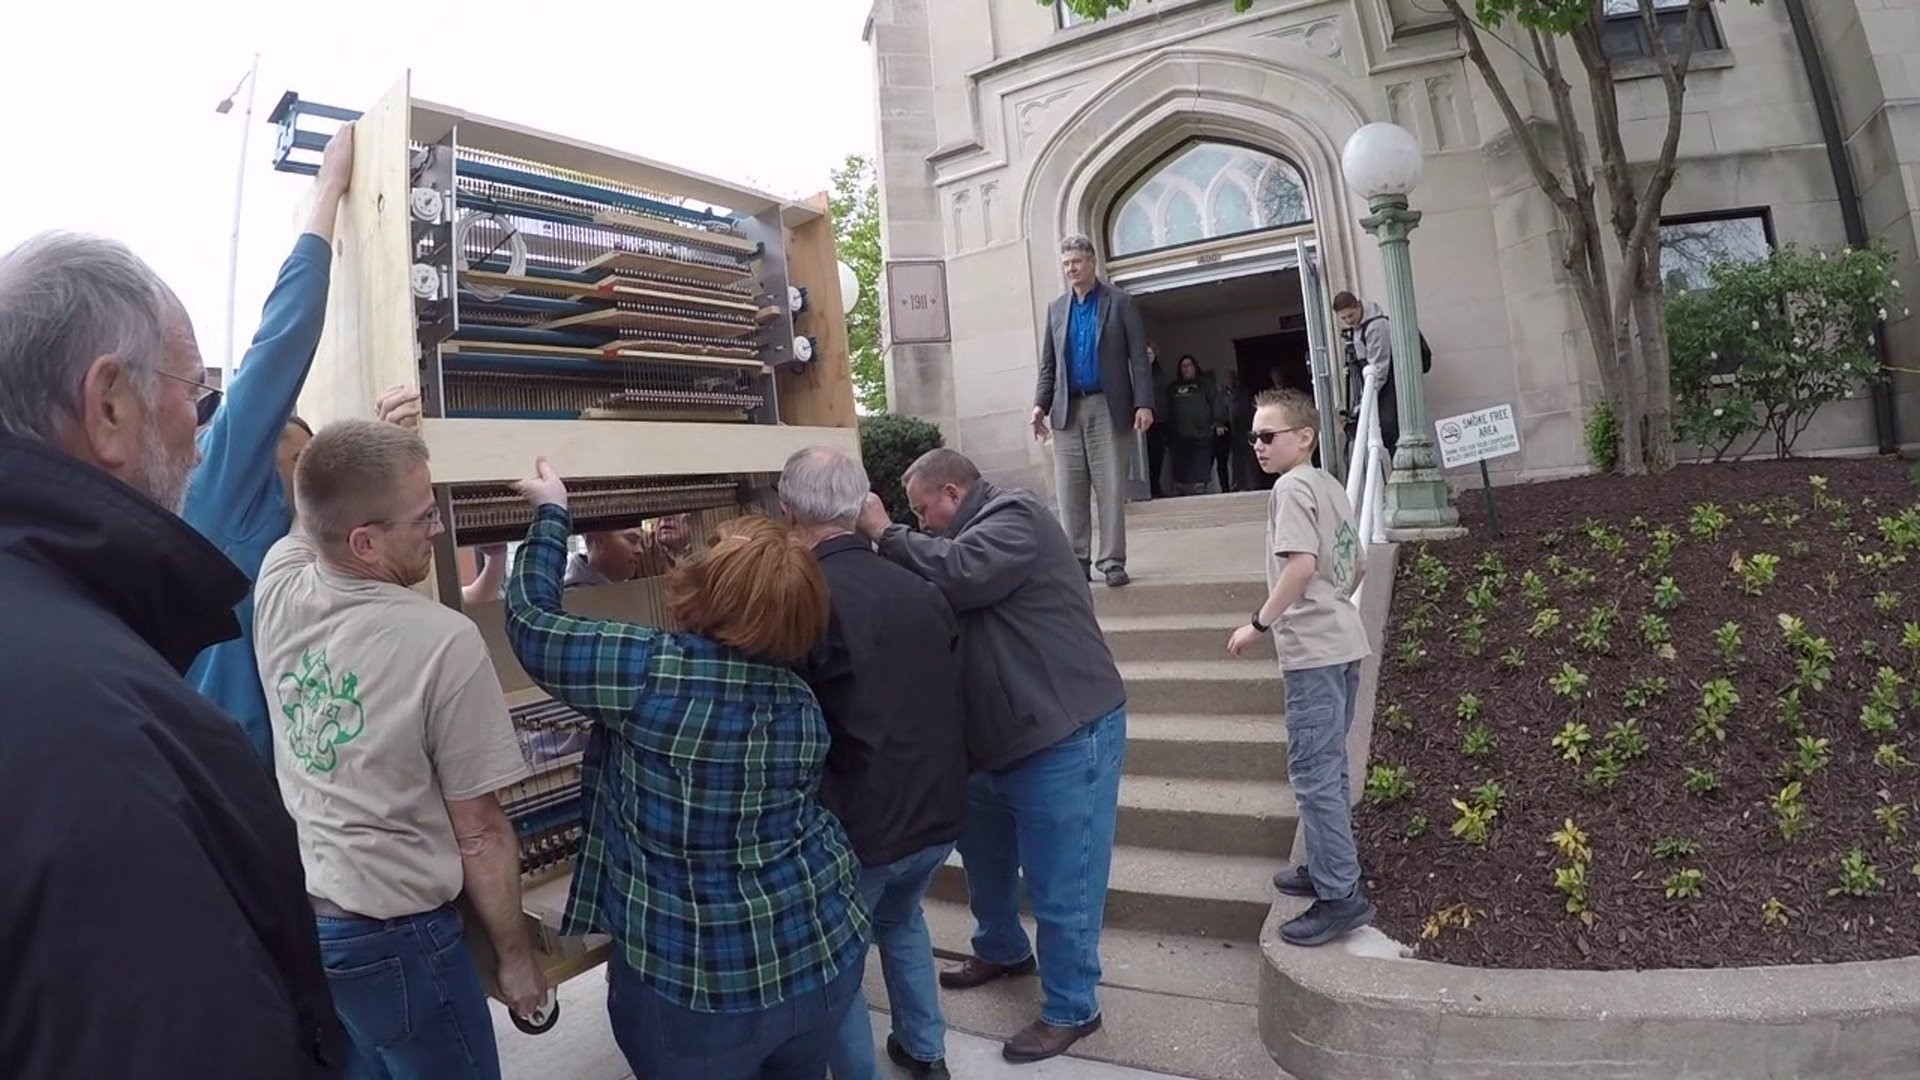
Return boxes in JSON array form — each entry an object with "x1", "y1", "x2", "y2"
[{"x1": 1040, "y1": 1009, "x2": 1101, "y2": 1029}]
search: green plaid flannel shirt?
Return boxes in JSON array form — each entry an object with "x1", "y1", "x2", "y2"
[{"x1": 505, "y1": 504, "x2": 867, "y2": 1013}]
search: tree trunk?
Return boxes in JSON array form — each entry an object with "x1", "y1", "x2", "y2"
[{"x1": 1631, "y1": 249, "x2": 1677, "y2": 472}]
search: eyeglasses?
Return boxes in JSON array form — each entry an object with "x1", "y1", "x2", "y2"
[
  {"x1": 369, "y1": 505, "x2": 443, "y2": 531},
  {"x1": 1249, "y1": 426, "x2": 1309, "y2": 446},
  {"x1": 153, "y1": 368, "x2": 223, "y2": 425}
]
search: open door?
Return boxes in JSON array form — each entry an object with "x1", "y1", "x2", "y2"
[{"x1": 1294, "y1": 238, "x2": 1342, "y2": 477}]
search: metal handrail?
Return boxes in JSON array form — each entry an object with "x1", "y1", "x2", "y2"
[{"x1": 1344, "y1": 358, "x2": 1390, "y2": 606}]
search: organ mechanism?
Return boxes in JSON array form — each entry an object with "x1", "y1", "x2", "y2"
[{"x1": 269, "y1": 74, "x2": 858, "y2": 1029}]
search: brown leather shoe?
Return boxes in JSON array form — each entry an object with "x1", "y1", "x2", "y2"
[
  {"x1": 937, "y1": 954, "x2": 1036, "y2": 990},
  {"x1": 1001, "y1": 1016, "x2": 1103, "y2": 1063}
]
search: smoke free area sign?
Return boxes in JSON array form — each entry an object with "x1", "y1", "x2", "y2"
[{"x1": 1434, "y1": 403, "x2": 1521, "y2": 469}]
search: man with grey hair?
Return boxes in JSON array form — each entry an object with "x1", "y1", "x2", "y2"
[
  {"x1": 1032, "y1": 233, "x2": 1153, "y2": 588},
  {"x1": 855, "y1": 447, "x2": 1126, "y2": 1065},
  {"x1": 254, "y1": 419, "x2": 544, "y2": 1078},
  {"x1": 0, "y1": 232, "x2": 344, "y2": 1075},
  {"x1": 781, "y1": 447, "x2": 967, "y2": 1080}
]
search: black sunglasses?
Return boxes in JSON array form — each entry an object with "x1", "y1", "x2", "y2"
[
  {"x1": 1249, "y1": 426, "x2": 1309, "y2": 446},
  {"x1": 154, "y1": 368, "x2": 224, "y2": 425}
]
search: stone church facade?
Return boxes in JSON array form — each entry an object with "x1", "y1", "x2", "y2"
[{"x1": 863, "y1": 0, "x2": 1920, "y2": 496}]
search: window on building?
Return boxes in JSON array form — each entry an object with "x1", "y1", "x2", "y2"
[
  {"x1": 1658, "y1": 209, "x2": 1774, "y2": 294},
  {"x1": 1055, "y1": 1, "x2": 1089, "y2": 28},
  {"x1": 1600, "y1": 0, "x2": 1724, "y2": 63},
  {"x1": 1106, "y1": 141, "x2": 1313, "y2": 259}
]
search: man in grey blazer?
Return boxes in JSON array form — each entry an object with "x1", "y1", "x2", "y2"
[{"x1": 1030, "y1": 235, "x2": 1154, "y2": 588}]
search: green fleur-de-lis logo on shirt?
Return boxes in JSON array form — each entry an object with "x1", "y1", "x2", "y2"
[
  {"x1": 1332, "y1": 521, "x2": 1359, "y2": 589},
  {"x1": 276, "y1": 650, "x2": 367, "y2": 774}
]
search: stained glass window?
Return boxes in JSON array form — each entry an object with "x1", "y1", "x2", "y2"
[{"x1": 1107, "y1": 142, "x2": 1313, "y2": 258}]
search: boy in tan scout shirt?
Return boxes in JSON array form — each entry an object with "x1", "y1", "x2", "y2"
[{"x1": 1227, "y1": 389, "x2": 1375, "y2": 946}]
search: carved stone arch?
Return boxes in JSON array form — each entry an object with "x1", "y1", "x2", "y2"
[{"x1": 1017, "y1": 48, "x2": 1375, "y2": 325}]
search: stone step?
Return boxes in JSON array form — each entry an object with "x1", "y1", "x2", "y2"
[
  {"x1": 1121, "y1": 660, "x2": 1284, "y2": 716},
  {"x1": 857, "y1": 896, "x2": 1290, "y2": 1079},
  {"x1": 1101, "y1": 611, "x2": 1275, "y2": 662},
  {"x1": 1092, "y1": 575, "x2": 1271, "y2": 618},
  {"x1": 927, "y1": 844, "x2": 1277, "y2": 942},
  {"x1": 1125, "y1": 714, "x2": 1287, "y2": 782},
  {"x1": 1119, "y1": 775, "x2": 1296, "y2": 858},
  {"x1": 1128, "y1": 490, "x2": 1272, "y2": 528}
]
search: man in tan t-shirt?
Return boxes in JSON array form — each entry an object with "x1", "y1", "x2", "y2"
[
  {"x1": 253, "y1": 419, "x2": 544, "y2": 1080},
  {"x1": 1227, "y1": 389, "x2": 1374, "y2": 948}
]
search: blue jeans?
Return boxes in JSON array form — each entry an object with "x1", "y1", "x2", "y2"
[
  {"x1": 1284, "y1": 660, "x2": 1363, "y2": 899},
  {"x1": 827, "y1": 841, "x2": 956, "y2": 1079},
  {"x1": 314, "y1": 904, "x2": 501, "y2": 1080},
  {"x1": 956, "y1": 707, "x2": 1126, "y2": 1028},
  {"x1": 607, "y1": 947, "x2": 862, "y2": 1080}
]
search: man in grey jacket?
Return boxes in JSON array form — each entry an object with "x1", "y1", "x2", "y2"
[
  {"x1": 1334, "y1": 290, "x2": 1400, "y2": 460},
  {"x1": 857, "y1": 448, "x2": 1126, "y2": 1065},
  {"x1": 1031, "y1": 234, "x2": 1154, "y2": 588}
]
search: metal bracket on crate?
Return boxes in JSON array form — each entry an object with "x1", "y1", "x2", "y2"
[
  {"x1": 267, "y1": 92, "x2": 363, "y2": 176},
  {"x1": 413, "y1": 132, "x2": 460, "y2": 408}
]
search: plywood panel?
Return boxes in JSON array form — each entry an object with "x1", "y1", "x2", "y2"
[
  {"x1": 421, "y1": 418, "x2": 859, "y2": 484},
  {"x1": 468, "y1": 576, "x2": 670, "y2": 695},
  {"x1": 778, "y1": 193, "x2": 858, "y2": 431},
  {"x1": 300, "y1": 75, "x2": 417, "y2": 427}
]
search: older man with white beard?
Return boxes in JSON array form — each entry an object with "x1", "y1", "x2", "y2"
[{"x1": 0, "y1": 233, "x2": 344, "y2": 1077}]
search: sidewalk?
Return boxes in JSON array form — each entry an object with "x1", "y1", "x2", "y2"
[{"x1": 494, "y1": 972, "x2": 1188, "y2": 1079}]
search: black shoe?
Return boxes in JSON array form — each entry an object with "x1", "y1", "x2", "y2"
[
  {"x1": 1280, "y1": 893, "x2": 1375, "y2": 947},
  {"x1": 1272, "y1": 862, "x2": 1315, "y2": 898},
  {"x1": 1103, "y1": 564, "x2": 1131, "y2": 588},
  {"x1": 886, "y1": 1034, "x2": 951, "y2": 1078}
]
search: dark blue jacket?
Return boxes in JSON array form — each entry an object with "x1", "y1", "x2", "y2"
[
  {"x1": 0, "y1": 432, "x2": 343, "y2": 1078},
  {"x1": 797, "y1": 534, "x2": 967, "y2": 867}
]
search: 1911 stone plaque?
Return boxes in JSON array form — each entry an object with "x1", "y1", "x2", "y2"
[{"x1": 885, "y1": 261, "x2": 952, "y2": 345}]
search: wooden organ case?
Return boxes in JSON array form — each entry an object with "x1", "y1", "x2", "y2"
[{"x1": 270, "y1": 74, "x2": 859, "y2": 1030}]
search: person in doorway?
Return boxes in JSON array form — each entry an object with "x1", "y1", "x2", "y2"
[
  {"x1": 253, "y1": 419, "x2": 546, "y2": 1079},
  {"x1": 856, "y1": 448, "x2": 1126, "y2": 1065},
  {"x1": 0, "y1": 231, "x2": 344, "y2": 1078},
  {"x1": 1031, "y1": 234, "x2": 1153, "y2": 587},
  {"x1": 781, "y1": 447, "x2": 968, "y2": 1080},
  {"x1": 506, "y1": 462, "x2": 867, "y2": 1079},
  {"x1": 185, "y1": 124, "x2": 355, "y2": 768},
  {"x1": 1166, "y1": 355, "x2": 1221, "y2": 496},
  {"x1": 1226, "y1": 389, "x2": 1375, "y2": 947},
  {"x1": 1333, "y1": 290, "x2": 1400, "y2": 464},
  {"x1": 1214, "y1": 369, "x2": 1240, "y2": 493},
  {"x1": 1146, "y1": 345, "x2": 1170, "y2": 499}
]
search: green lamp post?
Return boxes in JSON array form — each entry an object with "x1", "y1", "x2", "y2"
[{"x1": 1340, "y1": 122, "x2": 1460, "y2": 534}]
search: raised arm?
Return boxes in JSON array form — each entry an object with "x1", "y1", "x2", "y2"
[
  {"x1": 504, "y1": 463, "x2": 655, "y2": 727},
  {"x1": 187, "y1": 127, "x2": 353, "y2": 538}
]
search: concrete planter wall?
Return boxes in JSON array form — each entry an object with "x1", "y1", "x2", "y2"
[{"x1": 1258, "y1": 908, "x2": 1920, "y2": 1080}]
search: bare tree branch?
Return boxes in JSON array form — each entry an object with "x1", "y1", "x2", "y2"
[{"x1": 1436, "y1": 0, "x2": 1577, "y2": 214}]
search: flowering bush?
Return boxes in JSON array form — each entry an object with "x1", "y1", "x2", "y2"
[{"x1": 1667, "y1": 243, "x2": 1902, "y2": 459}]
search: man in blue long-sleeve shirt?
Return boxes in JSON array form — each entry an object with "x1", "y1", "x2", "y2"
[{"x1": 184, "y1": 125, "x2": 353, "y2": 766}]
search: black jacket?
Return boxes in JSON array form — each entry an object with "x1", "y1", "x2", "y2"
[
  {"x1": 798, "y1": 535, "x2": 967, "y2": 867},
  {"x1": 878, "y1": 481, "x2": 1127, "y2": 771},
  {"x1": 0, "y1": 433, "x2": 343, "y2": 1079}
]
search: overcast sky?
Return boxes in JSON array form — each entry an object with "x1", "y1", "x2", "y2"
[{"x1": 1, "y1": 0, "x2": 878, "y2": 372}]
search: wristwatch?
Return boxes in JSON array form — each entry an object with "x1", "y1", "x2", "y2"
[{"x1": 1250, "y1": 611, "x2": 1271, "y2": 634}]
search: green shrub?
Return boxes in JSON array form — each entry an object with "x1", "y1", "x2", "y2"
[
  {"x1": 1584, "y1": 399, "x2": 1620, "y2": 474},
  {"x1": 1667, "y1": 242, "x2": 1901, "y2": 460},
  {"x1": 858, "y1": 413, "x2": 945, "y2": 524}
]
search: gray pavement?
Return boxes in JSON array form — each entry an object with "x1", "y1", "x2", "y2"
[{"x1": 492, "y1": 973, "x2": 1184, "y2": 1079}]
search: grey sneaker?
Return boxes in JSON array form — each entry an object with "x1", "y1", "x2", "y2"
[
  {"x1": 1272, "y1": 862, "x2": 1315, "y2": 898},
  {"x1": 1103, "y1": 564, "x2": 1131, "y2": 588},
  {"x1": 1280, "y1": 893, "x2": 1375, "y2": 947}
]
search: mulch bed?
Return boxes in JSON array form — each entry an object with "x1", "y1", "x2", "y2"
[{"x1": 1356, "y1": 456, "x2": 1920, "y2": 971}]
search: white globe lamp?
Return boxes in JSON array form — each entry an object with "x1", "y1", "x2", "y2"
[
  {"x1": 837, "y1": 260, "x2": 860, "y2": 316},
  {"x1": 1341, "y1": 122, "x2": 1424, "y2": 203}
]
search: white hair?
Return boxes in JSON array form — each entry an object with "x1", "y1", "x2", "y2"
[
  {"x1": 0, "y1": 231, "x2": 183, "y2": 441},
  {"x1": 1060, "y1": 234, "x2": 1097, "y2": 259},
  {"x1": 779, "y1": 447, "x2": 872, "y2": 529}
]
